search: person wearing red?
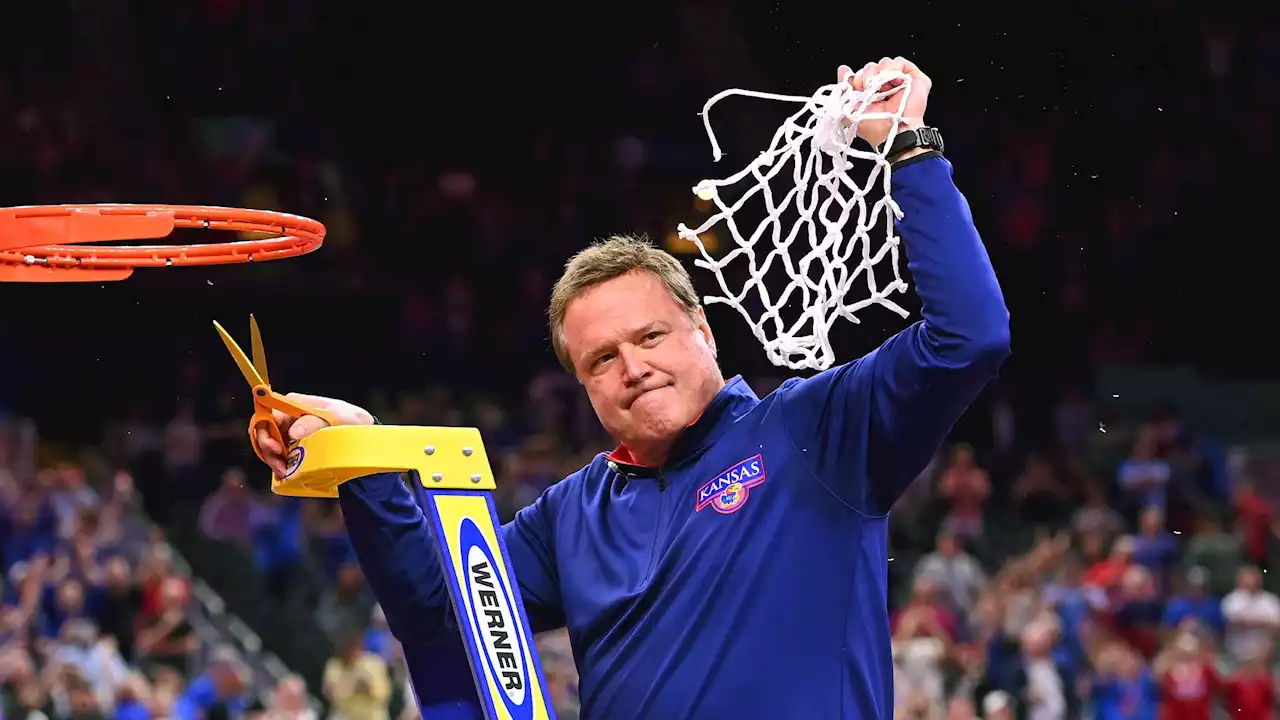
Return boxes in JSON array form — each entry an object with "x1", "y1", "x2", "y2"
[
  {"x1": 1155, "y1": 633, "x2": 1217, "y2": 720},
  {"x1": 1085, "y1": 536, "x2": 1134, "y2": 592},
  {"x1": 1234, "y1": 480, "x2": 1273, "y2": 566},
  {"x1": 1110, "y1": 566, "x2": 1164, "y2": 660},
  {"x1": 890, "y1": 576, "x2": 959, "y2": 643},
  {"x1": 1222, "y1": 652, "x2": 1275, "y2": 720}
]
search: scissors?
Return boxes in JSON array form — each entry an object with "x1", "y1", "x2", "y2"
[{"x1": 213, "y1": 315, "x2": 339, "y2": 469}]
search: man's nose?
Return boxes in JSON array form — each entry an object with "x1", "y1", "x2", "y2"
[{"x1": 618, "y1": 344, "x2": 652, "y2": 385}]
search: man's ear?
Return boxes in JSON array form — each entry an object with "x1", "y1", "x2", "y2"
[{"x1": 693, "y1": 307, "x2": 716, "y2": 358}]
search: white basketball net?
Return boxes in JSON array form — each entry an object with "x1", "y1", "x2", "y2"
[{"x1": 676, "y1": 72, "x2": 917, "y2": 372}]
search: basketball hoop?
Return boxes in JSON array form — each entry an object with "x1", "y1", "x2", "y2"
[
  {"x1": 677, "y1": 71, "x2": 916, "y2": 372},
  {"x1": 0, "y1": 204, "x2": 325, "y2": 282}
]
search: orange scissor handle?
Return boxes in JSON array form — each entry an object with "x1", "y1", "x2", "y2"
[
  {"x1": 248, "y1": 412, "x2": 286, "y2": 467},
  {"x1": 246, "y1": 385, "x2": 341, "y2": 472}
]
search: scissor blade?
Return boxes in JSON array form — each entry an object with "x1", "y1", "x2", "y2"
[
  {"x1": 250, "y1": 314, "x2": 270, "y2": 387},
  {"x1": 213, "y1": 320, "x2": 267, "y2": 389}
]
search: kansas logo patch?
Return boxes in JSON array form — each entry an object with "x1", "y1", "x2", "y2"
[{"x1": 696, "y1": 454, "x2": 766, "y2": 514}]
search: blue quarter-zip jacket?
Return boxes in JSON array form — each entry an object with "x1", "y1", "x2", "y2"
[{"x1": 338, "y1": 154, "x2": 1010, "y2": 719}]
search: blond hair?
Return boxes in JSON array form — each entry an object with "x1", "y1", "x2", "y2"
[{"x1": 548, "y1": 234, "x2": 700, "y2": 372}]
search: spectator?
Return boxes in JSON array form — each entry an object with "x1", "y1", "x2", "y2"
[
  {"x1": 1110, "y1": 565, "x2": 1164, "y2": 660},
  {"x1": 136, "y1": 543, "x2": 186, "y2": 621},
  {"x1": 38, "y1": 578, "x2": 92, "y2": 642},
  {"x1": 198, "y1": 467, "x2": 257, "y2": 547},
  {"x1": 94, "y1": 556, "x2": 143, "y2": 663},
  {"x1": 44, "y1": 619, "x2": 128, "y2": 713},
  {"x1": 1161, "y1": 567, "x2": 1225, "y2": 641},
  {"x1": 49, "y1": 523, "x2": 103, "y2": 589},
  {"x1": 260, "y1": 673, "x2": 317, "y2": 720},
  {"x1": 891, "y1": 603, "x2": 949, "y2": 715},
  {"x1": 3, "y1": 493, "x2": 55, "y2": 574},
  {"x1": 1088, "y1": 642, "x2": 1158, "y2": 720},
  {"x1": 893, "y1": 577, "x2": 958, "y2": 645},
  {"x1": 46, "y1": 465, "x2": 98, "y2": 541},
  {"x1": 1220, "y1": 650, "x2": 1276, "y2": 719},
  {"x1": 1011, "y1": 621, "x2": 1069, "y2": 720},
  {"x1": 538, "y1": 630, "x2": 579, "y2": 720},
  {"x1": 55, "y1": 673, "x2": 108, "y2": 720},
  {"x1": 1053, "y1": 385, "x2": 1094, "y2": 457},
  {"x1": 1184, "y1": 515, "x2": 1241, "y2": 598},
  {"x1": 914, "y1": 531, "x2": 986, "y2": 616},
  {"x1": 1041, "y1": 555, "x2": 1101, "y2": 669},
  {"x1": 1153, "y1": 631, "x2": 1215, "y2": 720},
  {"x1": 308, "y1": 504, "x2": 356, "y2": 583},
  {"x1": 250, "y1": 493, "x2": 305, "y2": 600},
  {"x1": 1131, "y1": 506, "x2": 1179, "y2": 591},
  {"x1": 1221, "y1": 565, "x2": 1280, "y2": 665},
  {"x1": 318, "y1": 563, "x2": 374, "y2": 640},
  {"x1": 1011, "y1": 454, "x2": 1070, "y2": 528},
  {"x1": 936, "y1": 444, "x2": 990, "y2": 540},
  {"x1": 0, "y1": 645, "x2": 53, "y2": 718},
  {"x1": 173, "y1": 654, "x2": 249, "y2": 720},
  {"x1": 1232, "y1": 479, "x2": 1273, "y2": 568},
  {"x1": 1118, "y1": 427, "x2": 1171, "y2": 512},
  {"x1": 149, "y1": 667, "x2": 185, "y2": 717},
  {"x1": 114, "y1": 673, "x2": 153, "y2": 720},
  {"x1": 163, "y1": 402, "x2": 203, "y2": 484},
  {"x1": 323, "y1": 631, "x2": 392, "y2": 720},
  {"x1": 362, "y1": 604, "x2": 395, "y2": 665},
  {"x1": 1083, "y1": 535, "x2": 1133, "y2": 592},
  {"x1": 135, "y1": 576, "x2": 197, "y2": 678}
]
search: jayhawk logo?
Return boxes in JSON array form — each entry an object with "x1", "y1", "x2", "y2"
[
  {"x1": 696, "y1": 454, "x2": 766, "y2": 514},
  {"x1": 283, "y1": 444, "x2": 305, "y2": 479}
]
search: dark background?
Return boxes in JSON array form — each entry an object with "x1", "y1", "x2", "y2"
[{"x1": 3, "y1": 3, "x2": 1274, "y2": 444}]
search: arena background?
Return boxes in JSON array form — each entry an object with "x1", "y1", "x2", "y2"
[{"x1": 2, "y1": 2, "x2": 1279, "y2": 718}]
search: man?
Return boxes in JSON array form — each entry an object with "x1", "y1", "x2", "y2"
[
  {"x1": 1221, "y1": 565, "x2": 1280, "y2": 665},
  {"x1": 253, "y1": 57, "x2": 1009, "y2": 718}
]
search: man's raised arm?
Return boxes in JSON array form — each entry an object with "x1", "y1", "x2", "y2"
[
  {"x1": 861, "y1": 153, "x2": 1010, "y2": 509},
  {"x1": 778, "y1": 58, "x2": 1010, "y2": 515}
]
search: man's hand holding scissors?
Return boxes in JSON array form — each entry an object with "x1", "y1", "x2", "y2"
[
  {"x1": 214, "y1": 316, "x2": 375, "y2": 479},
  {"x1": 253, "y1": 393, "x2": 373, "y2": 478}
]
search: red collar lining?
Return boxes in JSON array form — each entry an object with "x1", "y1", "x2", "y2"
[{"x1": 605, "y1": 410, "x2": 705, "y2": 469}]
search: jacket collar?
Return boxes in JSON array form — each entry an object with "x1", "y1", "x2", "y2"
[{"x1": 605, "y1": 376, "x2": 758, "y2": 473}]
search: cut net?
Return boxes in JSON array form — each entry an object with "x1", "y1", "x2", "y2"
[{"x1": 676, "y1": 71, "x2": 917, "y2": 371}]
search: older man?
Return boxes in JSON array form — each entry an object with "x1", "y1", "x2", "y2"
[{"x1": 254, "y1": 57, "x2": 1009, "y2": 719}]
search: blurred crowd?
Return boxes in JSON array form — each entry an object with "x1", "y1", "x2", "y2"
[
  {"x1": 6, "y1": 2, "x2": 1280, "y2": 720},
  {"x1": 0, "y1": 414, "x2": 323, "y2": 719},
  {"x1": 884, "y1": 395, "x2": 1280, "y2": 719}
]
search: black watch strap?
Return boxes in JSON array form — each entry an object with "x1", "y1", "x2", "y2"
[{"x1": 878, "y1": 127, "x2": 944, "y2": 162}]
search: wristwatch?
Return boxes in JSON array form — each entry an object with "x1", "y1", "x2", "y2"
[{"x1": 878, "y1": 127, "x2": 944, "y2": 162}]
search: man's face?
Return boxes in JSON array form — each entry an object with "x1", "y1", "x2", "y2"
[{"x1": 563, "y1": 271, "x2": 722, "y2": 464}]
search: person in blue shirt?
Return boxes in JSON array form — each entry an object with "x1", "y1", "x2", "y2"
[
  {"x1": 249, "y1": 493, "x2": 305, "y2": 601},
  {"x1": 1089, "y1": 644, "x2": 1159, "y2": 720},
  {"x1": 1131, "y1": 506, "x2": 1179, "y2": 591},
  {"x1": 172, "y1": 657, "x2": 248, "y2": 720},
  {"x1": 252, "y1": 57, "x2": 1009, "y2": 719},
  {"x1": 1161, "y1": 567, "x2": 1226, "y2": 638}
]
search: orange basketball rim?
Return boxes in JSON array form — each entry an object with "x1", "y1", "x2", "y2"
[{"x1": 0, "y1": 204, "x2": 325, "y2": 282}]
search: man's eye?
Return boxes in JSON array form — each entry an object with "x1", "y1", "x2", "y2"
[{"x1": 642, "y1": 332, "x2": 663, "y2": 344}]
